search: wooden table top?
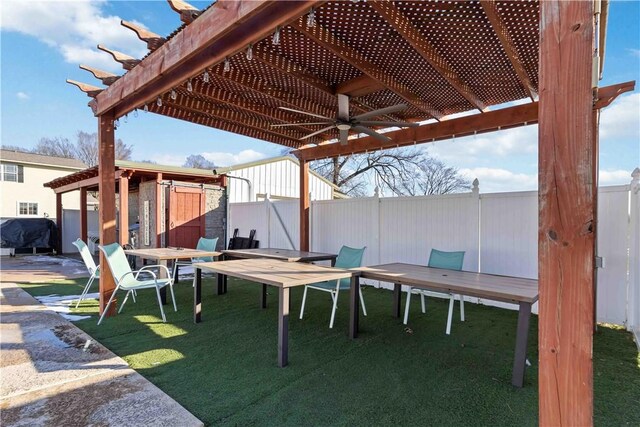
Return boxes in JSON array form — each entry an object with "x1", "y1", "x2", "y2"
[
  {"x1": 222, "y1": 248, "x2": 337, "y2": 262},
  {"x1": 356, "y1": 263, "x2": 538, "y2": 304},
  {"x1": 194, "y1": 258, "x2": 352, "y2": 288},
  {"x1": 125, "y1": 247, "x2": 222, "y2": 261}
]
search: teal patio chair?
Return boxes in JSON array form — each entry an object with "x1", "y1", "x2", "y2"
[
  {"x1": 403, "y1": 249, "x2": 466, "y2": 335},
  {"x1": 72, "y1": 238, "x2": 100, "y2": 308},
  {"x1": 172, "y1": 237, "x2": 219, "y2": 283},
  {"x1": 97, "y1": 243, "x2": 176, "y2": 325},
  {"x1": 299, "y1": 246, "x2": 367, "y2": 328}
]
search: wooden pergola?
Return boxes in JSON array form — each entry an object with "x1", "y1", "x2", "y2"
[{"x1": 67, "y1": 1, "x2": 634, "y2": 425}]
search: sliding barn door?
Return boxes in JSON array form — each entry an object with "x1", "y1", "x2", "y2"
[{"x1": 168, "y1": 186, "x2": 206, "y2": 249}]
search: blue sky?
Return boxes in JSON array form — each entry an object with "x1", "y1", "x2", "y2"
[{"x1": 1, "y1": 0, "x2": 638, "y2": 193}]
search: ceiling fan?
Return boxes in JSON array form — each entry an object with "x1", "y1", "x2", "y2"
[{"x1": 271, "y1": 94, "x2": 419, "y2": 145}]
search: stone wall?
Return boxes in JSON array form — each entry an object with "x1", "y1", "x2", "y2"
[
  {"x1": 204, "y1": 185, "x2": 226, "y2": 250},
  {"x1": 137, "y1": 181, "x2": 157, "y2": 248}
]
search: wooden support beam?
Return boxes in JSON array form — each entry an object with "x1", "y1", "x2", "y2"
[
  {"x1": 66, "y1": 80, "x2": 103, "y2": 98},
  {"x1": 119, "y1": 174, "x2": 129, "y2": 245},
  {"x1": 369, "y1": 1, "x2": 487, "y2": 112},
  {"x1": 79, "y1": 65, "x2": 120, "y2": 86},
  {"x1": 52, "y1": 170, "x2": 123, "y2": 194},
  {"x1": 98, "y1": 111, "x2": 117, "y2": 317},
  {"x1": 97, "y1": 45, "x2": 141, "y2": 71},
  {"x1": 80, "y1": 188, "x2": 88, "y2": 243},
  {"x1": 156, "y1": 173, "x2": 163, "y2": 247},
  {"x1": 299, "y1": 160, "x2": 310, "y2": 251},
  {"x1": 121, "y1": 20, "x2": 166, "y2": 51},
  {"x1": 335, "y1": 74, "x2": 384, "y2": 98},
  {"x1": 94, "y1": 1, "x2": 325, "y2": 117},
  {"x1": 291, "y1": 20, "x2": 444, "y2": 120},
  {"x1": 295, "y1": 102, "x2": 537, "y2": 161},
  {"x1": 594, "y1": 80, "x2": 635, "y2": 109},
  {"x1": 480, "y1": 0, "x2": 538, "y2": 101},
  {"x1": 55, "y1": 193, "x2": 63, "y2": 254},
  {"x1": 538, "y1": 0, "x2": 595, "y2": 425},
  {"x1": 167, "y1": 0, "x2": 200, "y2": 24}
]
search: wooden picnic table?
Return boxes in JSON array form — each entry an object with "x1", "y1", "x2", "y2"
[
  {"x1": 193, "y1": 258, "x2": 354, "y2": 367},
  {"x1": 353, "y1": 263, "x2": 539, "y2": 388},
  {"x1": 125, "y1": 247, "x2": 222, "y2": 303},
  {"x1": 217, "y1": 248, "x2": 338, "y2": 294}
]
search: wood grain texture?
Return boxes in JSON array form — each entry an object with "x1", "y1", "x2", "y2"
[
  {"x1": 125, "y1": 248, "x2": 221, "y2": 261},
  {"x1": 538, "y1": 1, "x2": 595, "y2": 425},
  {"x1": 222, "y1": 248, "x2": 337, "y2": 263},
  {"x1": 194, "y1": 258, "x2": 352, "y2": 288},
  {"x1": 98, "y1": 111, "x2": 117, "y2": 316},
  {"x1": 357, "y1": 263, "x2": 538, "y2": 304},
  {"x1": 299, "y1": 161, "x2": 310, "y2": 252},
  {"x1": 118, "y1": 175, "x2": 129, "y2": 245},
  {"x1": 79, "y1": 188, "x2": 88, "y2": 243}
]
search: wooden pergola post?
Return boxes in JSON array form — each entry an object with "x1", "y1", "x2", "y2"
[
  {"x1": 119, "y1": 173, "x2": 129, "y2": 245},
  {"x1": 538, "y1": 1, "x2": 595, "y2": 425},
  {"x1": 98, "y1": 111, "x2": 117, "y2": 316},
  {"x1": 55, "y1": 193, "x2": 63, "y2": 254},
  {"x1": 79, "y1": 188, "x2": 88, "y2": 243},
  {"x1": 299, "y1": 159, "x2": 310, "y2": 251},
  {"x1": 156, "y1": 172, "x2": 163, "y2": 247}
]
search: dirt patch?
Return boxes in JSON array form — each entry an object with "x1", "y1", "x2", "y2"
[{"x1": 52, "y1": 325, "x2": 108, "y2": 355}]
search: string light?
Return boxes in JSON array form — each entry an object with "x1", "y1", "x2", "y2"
[
  {"x1": 144, "y1": 104, "x2": 149, "y2": 112},
  {"x1": 114, "y1": 118, "x2": 120, "y2": 129},
  {"x1": 246, "y1": 44, "x2": 253, "y2": 61},
  {"x1": 156, "y1": 96, "x2": 162, "y2": 107},
  {"x1": 203, "y1": 70, "x2": 210, "y2": 83},
  {"x1": 306, "y1": 8, "x2": 316, "y2": 27},
  {"x1": 134, "y1": 109, "x2": 139, "y2": 118},
  {"x1": 124, "y1": 114, "x2": 128, "y2": 124},
  {"x1": 223, "y1": 58, "x2": 230, "y2": 72},
  {"x1": 272, "y1": 26, "x2": 281, "y2": 45},
  {"x1": 170, "y1": 89, "x2": 177, "y2": 100},
  {"x1": 187, "y1": 79, "x2": 193, "y2": 92}
]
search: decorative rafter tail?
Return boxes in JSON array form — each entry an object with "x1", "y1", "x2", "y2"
[
  {"x1": 369, "y1": 1, "x2": 487, "y2": 112},
  {"x1": 66, "y1": 79, "x2": 103, "y2": 98},
  {"x1": 79, "y1": 65, "x2": 120, "y2": 86},
  {"x1": 121, "y1": 20, "x2": 166, "y2": 51},
  {"x1": 480, "y1": 0, "x2": 538, "y2": 101},
  {"x1": 97, "y1": 45, "x2": 141, "y2": 71},
  {"x1": 167, "y1": 0, "x2": 200, "y2": 24}
]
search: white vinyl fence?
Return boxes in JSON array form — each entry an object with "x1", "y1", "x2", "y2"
[
  {"x1": 61, "y1": 209, "x2": 99, "y2": 254},
  {"x1": 229, "y1": 177, "x2": 640, "y2": 333}
]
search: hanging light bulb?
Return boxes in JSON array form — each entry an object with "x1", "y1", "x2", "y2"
[
  {"x1": 187, "y1": 79, "x2": 193, "y2": 92},
  {"x1": 223, "y1": 57, "x2": 230, "y2": 72},
  {"x1": 170, "y1": 89, "x2": 177, "y2": 100},
  {"x1": 306, "y1": 8, "x2": 316, "y2": 28},
  {"x1": 203, "y1": 70, "x2": 210, "y2": 83},
  {"x1": 144, "y1": 104, "x2": 149, "y2": 112},
  {"x1": 246, "y1": 44, "x2": 253, "y2": 61},
  {"x1": 114, "y1": 118, "x2": 120, "y2": 129},
  {"x1": 156, "y1": 96, "x2": 162, "y2": 107},
  {"x1": 134, "y1": 109, "x2": 139, "y2": 118},
  {"x1": 272, "y1": 26, "x2": 281, "y2": 45},
  {"x1": 124, "y1": 114, "x2": 128, "y2": 124}
]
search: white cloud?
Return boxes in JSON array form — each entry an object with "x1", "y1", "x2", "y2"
[
  {"x1": 150, "y1": 154, "x2": 186, "y2": 167},
  {"x1": 599, "y1": 169, "x2": 633, "y2": 186},
  {"x1": 460, "y1": 167, "x2": 537, "y2": 193},
  {"x1": 0, "y1": 0, "x2": 148, "y2": 72},
  {"x1": 16, "y1": 92, "x2": 29, "y2": 100},
  {"x1": 600, "y1": 92, "x2": 640, "y2": 139},
  {"x1": 626, "y1": 48, "x2": 640, "y2": 58},
  {"x1": 200, "y1": 149, "x2": 266, "y2": 167}
]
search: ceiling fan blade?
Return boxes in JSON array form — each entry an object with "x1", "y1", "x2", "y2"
[
  {"x1": 337, "y1": 94, "x2": 349, "y2": 121},
  {"x1": 357, "y1": 120, "x2": 420, "y2": 128},
  {"x1": 279, "y1": 107, "x2": 333, "y2": 121},
  {"x1": 352, "y1": 104, "x2": 408, "y2": 121},
  {"x1": 270, "y1": 122, "x2": 332, "y2": 127},
  {"x1": 339, "y1": 129, "x2": 349, "y2": 145},
  {"x1": 300, "y1": 125, "x2": 336, "y2": 140},
  {"x1": 352, "y1": 125, "x2": 392, "y2": 142}
]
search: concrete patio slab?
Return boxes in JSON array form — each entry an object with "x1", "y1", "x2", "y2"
[{"x1": 0, "y1": 281, "x2": 203, "y2": 427}]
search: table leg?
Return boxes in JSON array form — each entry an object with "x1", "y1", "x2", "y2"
[
  {"x1": 512, "y1": 302, "x2": 532, "y2": 387},
  {"x1": 158, "y1": 260, "x2": 168, "y2": 305},
  {"x1": 194, "y1": 268, "x2": 202, "y2": 323},
  {"x1": 261, "y1": 283, "x2": 268, "y2": 308},
  {"x1": 216, "y1": 273, "x2": 225, "y2": 295},
  {"x1": 173, "y1": 260, "x2": 179, "y2": 285},
  {"x1": 349, "y1": 275, "x2": 360, "y2": 339},
  {"x1": 278, "y1": 287, "x2": 290, "y2": 367},
  {"x1": 393, "y1": 283, "x2": 402, "y2": 318},
  {"x1": 223, "y1": 274, "x2": 228, "y2": 294}
]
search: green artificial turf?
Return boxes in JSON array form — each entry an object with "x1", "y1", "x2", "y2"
[{"x1": 19, "y1": 278, "x2": 640, "y2": 426}]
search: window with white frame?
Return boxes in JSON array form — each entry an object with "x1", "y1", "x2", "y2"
[
  {"x1": 2, "y1": 163, "x2": 18, "y2": 182},
  {"x1": 18, "y1": 202, "x2": 38, "y2": 216}
]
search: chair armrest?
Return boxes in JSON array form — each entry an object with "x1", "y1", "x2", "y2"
[{"x1": 136, "y1": 265, "x2": 171, "y2": 280}]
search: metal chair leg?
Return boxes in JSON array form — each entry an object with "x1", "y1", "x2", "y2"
[
  {"x1": 299, "y1": 286, "x2": 309, "y2": 319},
  {"x1": 446, "y1": 295, "x2": 455, "y2": 335},
  {"x1": 459, "y1": 295, "x2": 465, "y2": 321},
  {"x1": 403, "y1": 288, "x2": 412, "y2": 325},
  {"x1": 329, "y1": 289, "x2": 340, "y2": 328},
  {"x1": 359, "y1": 288, "x2": 367, "y2": 316},
  {"x1": 118, "y1": 291, "x2": 131, "y2": 314},
  {"x1": 97, "y1": 285, "x2": 120, "y2": 325},
  {"x1": 420, "y1": 292, "x2": 426, "y2": 313},
  {"x1": 155, "y1": 286, "x2": 167, "y2": 322},
  {"x1": 75, "y1": 274, "x2": 95, "y2": 308},
  {"x1": 169, "y1": 284, "x2": 177, "y2": 312}
]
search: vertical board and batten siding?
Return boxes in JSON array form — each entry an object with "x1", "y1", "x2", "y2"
[
  {"x1": 61, "y1": 209, "x2": 99, "y2": 253},
  {"x1": 227, "y1": 159, "x2": 333, "y2": 202},
  {"x1": 227, "y1": 185, "x2": 636, "y2": 327},
  {"x1": 596, "y1": 185, "x2": 631, "y2": 325}
]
